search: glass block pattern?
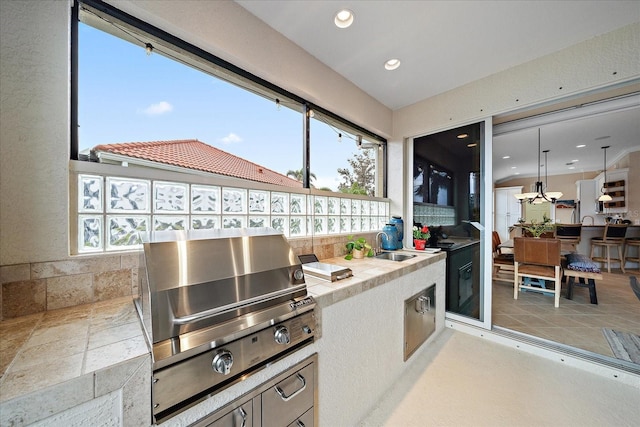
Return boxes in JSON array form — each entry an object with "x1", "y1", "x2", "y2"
[
  {"x1": 107, "y1": 215, "x2": 148, "y2": 250},
  {"x1": 271, "y1": 192, "x2": 289, "y2": 214},
  {"x1": 154, "y1": 181, "x2": 188, "y2": 213},
  {"x1": 79, "y1": 175, "x2": 103, "y2": 212},
  {"x1": 75, "y1": 174, "x2": 389, "y2": 253},
  {"x1": 249, "y1": 190, "x2": 269, "y2": 213},
  {"x1": 106, "y1": 177, "x2": 150, "y2": 213},
  {"x1": 192, "y1": 185, "x2": 220, "y2": 212},
  {"x1": 78, "y1": 215, "x2": 102, "y2": 252},
  {"x1": 222, "y1": 188, "x2": 247, "y2": 214},
  {"x1": 413, "y1": 204, "x2": 456, "y2": 226}
]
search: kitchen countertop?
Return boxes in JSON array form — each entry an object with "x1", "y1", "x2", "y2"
[
  {"x1": 0, "y1": 296, "x2": 150, "y2": 426},
  {"x1": 0, "y1": 249, "x2": 446, "y2": 425}
]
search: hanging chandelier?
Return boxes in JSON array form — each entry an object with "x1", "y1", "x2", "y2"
[
  {"x1": 597, "y1": 145, "x2": 612, "y2": 202},
  {"x1": 514, "y1": 128, "x2": 563, "y2": 204}
]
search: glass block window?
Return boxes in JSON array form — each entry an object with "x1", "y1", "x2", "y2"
[
  {"x1": 79, "y1": 175, "x2": 103, "y2": 212},
  {"x1": 249, "y1": 216, "x2": 269, "y2": 228},
  {"x1": 78, "y1": 215, "x2": 102, "y2": 252},
  {"x1": 290, "y1": 216, "x2": 306, "y2": 236},
  {"x1": 192, "y1": 185, "x2": 221, "y2": 213},
  {"x1": 75, "y1": 173, "x2": 389, "y2": 253},
  {"x1": 154, "y1": 182, "x2": 188, "y2": 213},
  {"x1": 154, "y1": 215, "x2": 188, "y2": 231},
  {"x1": 271, "y1": 192, "x2": 289, "y2": 214},
  {"x1": 222, "y1": 188, "x2": 247, "y2": 214},
  {"x1": 192, "y1": 216, "x2": 220, "y2": 230},
  {"x1": 106, "y1": 177, "x2": 150, "y2": 213},
  {"x1": 106, "y1": 215, "x2": 148, "y2": 250},
  {"x1": 290, "y1": 194, "x2": 306, "y2": 214},
  {"x1": 223, "y1": 216, "x2": 246, "y2": 229},
  {"x1": 249, "y1": 190, "x2": 269, "y2": 214}
]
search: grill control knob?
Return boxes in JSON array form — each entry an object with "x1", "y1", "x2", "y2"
[
  {"x1": 274, "y1": 326, "x2": 291, "y2": 345},
  {"x1": 212, "y1": 350, "x2": 233, "y2": 375}
]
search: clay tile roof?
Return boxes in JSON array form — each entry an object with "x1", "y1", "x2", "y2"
[{"x1": 92, "y1": 139, "x2": 302, "y2": 188}]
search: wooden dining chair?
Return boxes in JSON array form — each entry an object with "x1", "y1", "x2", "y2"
[
  {"x1": 492, "y1": 231, "x2": 514, "y2": 283},
  {"x1": 513, "y1": 237, "x2": 562, "y2": 307}
]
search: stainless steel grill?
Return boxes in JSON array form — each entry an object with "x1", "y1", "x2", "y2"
[{"x1": 135, "y1": 229, "x2": 316, "y2": 423}]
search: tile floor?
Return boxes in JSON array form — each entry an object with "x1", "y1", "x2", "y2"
[{"x1": 492, "y1": 268, "x2": 640, "y2": 358}]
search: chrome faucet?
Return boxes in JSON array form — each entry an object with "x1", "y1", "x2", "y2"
[
  {"x1": 375, "y1": 231, "x2": 391, "y2": 255},
  {"x1": 581, "y1": 215, "x2": 594, "y2": 225}
]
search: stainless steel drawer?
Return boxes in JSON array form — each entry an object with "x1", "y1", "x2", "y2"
[
  {"x1": 262, "y1": 363, "x2": 314, "y2": 427},
  {"x1": 205, "y1": 401, "x2": 253, "y2": 427},
  {"x1": 287, "y1": 407, "x2": 313, "y2": 427}
]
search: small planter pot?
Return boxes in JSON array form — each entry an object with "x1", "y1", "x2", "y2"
[
  {"x1": 352, "y1": 248, "x2": 366, "y2": 259},
  {"x1": 414, "y1": 239, "x2": 426, "y2": 250}
]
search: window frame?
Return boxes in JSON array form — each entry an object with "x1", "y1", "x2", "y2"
[{"x1": 71, "y1": 0, "x2": 387, "y2": 195}]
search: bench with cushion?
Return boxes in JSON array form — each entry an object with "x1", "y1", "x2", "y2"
[{"x1": 564, "y1": 253, "x2": 603, "y2": 304}]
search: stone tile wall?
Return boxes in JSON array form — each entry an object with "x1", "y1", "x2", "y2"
[{"x1": 0, "y1": 233, "x2": 378, "y2": 320}]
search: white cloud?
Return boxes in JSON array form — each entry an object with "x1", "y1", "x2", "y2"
[
  {"x1": 219, "y1": 133, "x2": 243, "y2": 144},
  {"x1": 139, "y1": 101, "x2": 173, "y2": 116}
]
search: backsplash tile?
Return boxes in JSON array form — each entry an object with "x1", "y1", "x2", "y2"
[
  {"x1": 0, "y1": 234, "x2": 375, "y2": 319},
  {"x1": 2, "y1": 280, "x2": 46, "y2": 319},
  {"x1": 46, "y1": 274, "x2": 93, "y2": 311},
  {"x1": 32, "y1": 256, "x2": 121, "y2": 279}
]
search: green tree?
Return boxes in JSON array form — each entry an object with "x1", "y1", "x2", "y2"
[
  {"x1": 337, "y1": 150, "x2": 375, "y2": 196},
  {"x1": 286, "y1": 168, "x2": 316, "y2": 183}
]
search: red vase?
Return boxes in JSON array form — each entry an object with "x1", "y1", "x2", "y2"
[{"x1": 414, "y1": 239, "x2": 426, "y2": 250}]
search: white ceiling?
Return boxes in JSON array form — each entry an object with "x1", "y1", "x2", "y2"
[{"x1": 235, "y1": 1, "x2": 640, "y2": 181}]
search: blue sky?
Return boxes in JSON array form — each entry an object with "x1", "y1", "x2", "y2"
[{"x1": 78, "y1": 23, "x2": 370, "y2": 191}]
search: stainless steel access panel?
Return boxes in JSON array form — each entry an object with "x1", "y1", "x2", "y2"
[{"x1": 404, "y1": 284, "x2": 436, "y2": 361}]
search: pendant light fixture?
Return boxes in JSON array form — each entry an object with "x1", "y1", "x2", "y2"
[
  {"x1": 598, "y1": 145, "x2": 613, "y2": 202},
  {"x1": 514, "y1": 128, "x2": 563, "y2": 204}
]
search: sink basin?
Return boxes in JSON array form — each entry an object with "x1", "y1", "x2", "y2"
[{"x1": 374, "y1": 252, "x2": 416, "y2": 262}]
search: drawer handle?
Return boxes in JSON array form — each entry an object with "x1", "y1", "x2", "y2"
[
  {"x1": 274, "y1": 373, "x2": 306, "y2": 402},
  {"x1": 237, "y1": 407, "x2": 247, "y2": 427},
  {"x1": 416, "y1": 296, "x2": 431, "y2": 314}
]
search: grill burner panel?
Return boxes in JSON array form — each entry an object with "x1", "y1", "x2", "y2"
[
  {"x1": 135, "y1": 229, "x2": 317, "y2": 423},
  {"x1": 153, "y1": 310, "x2": 316, "y2": 418}
]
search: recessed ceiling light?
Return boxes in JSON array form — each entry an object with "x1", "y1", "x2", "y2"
[
  {"x1": 334, "y1": 9, "x2": 354, "y2": 28},
  {"x1": 576, "y1": 144, "x2": 586, "y2": 148},
  {"x1": 502, "y1": 155, "x2": 510, "y2": 159},
  {"x1": 569, "y1": 166, "x2": 576, "y2": 170},
  {"x1": 571, "y1": 159, "x2": 579, "y2": 162},
  {"x1": 384, "y1": 59, "x2": 401, "y2": 71},
  {"x1": 511, "y1": 166, "x2": 517, "y2": 169},
  {"x1": 467, "y1": 143, "x2": 477, "y2": 148},
  {"x1": 514, "y1": 172, "x2": 520, "y2": 175},
  {"x1": 457, "y1": 133, "x2": 469, "y2": 139}
]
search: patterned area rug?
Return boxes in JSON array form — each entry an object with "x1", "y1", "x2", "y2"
[{"x1": 602, "y1": 328, "x2": 640, "y2": 364}]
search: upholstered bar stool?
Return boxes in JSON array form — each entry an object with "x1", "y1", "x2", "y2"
[
  {"x1": 590, "y1": 224, "x2": 628, "y2": 273},
  {"x1": 555, "y1": 223, "x2": 582, "y2": 254},
  {"x1": 623, "y1": 237, "x2": 640, "y2": 271}
]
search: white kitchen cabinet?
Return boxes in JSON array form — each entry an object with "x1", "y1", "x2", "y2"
[
  {"x1": 576, "y1": 179, "x2": 599, "y2": 220},
  {"x1": 494, "y1": 186, "x2": 522, "y2": 243}
]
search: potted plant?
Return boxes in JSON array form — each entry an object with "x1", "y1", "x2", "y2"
[
  {"x1": 522, "y1": 214, "x2": 555, "y2": 238},
  {"x1": 412, "y1": 225, "x2": 431, "y2": 250},
  {"x1": 345, "y1": 235, "x2": 373, "y2": 260}
]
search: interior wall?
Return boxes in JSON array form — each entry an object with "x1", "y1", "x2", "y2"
[{"x1": 392, "y1": 23, "x2": 640, "y2": 228}]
